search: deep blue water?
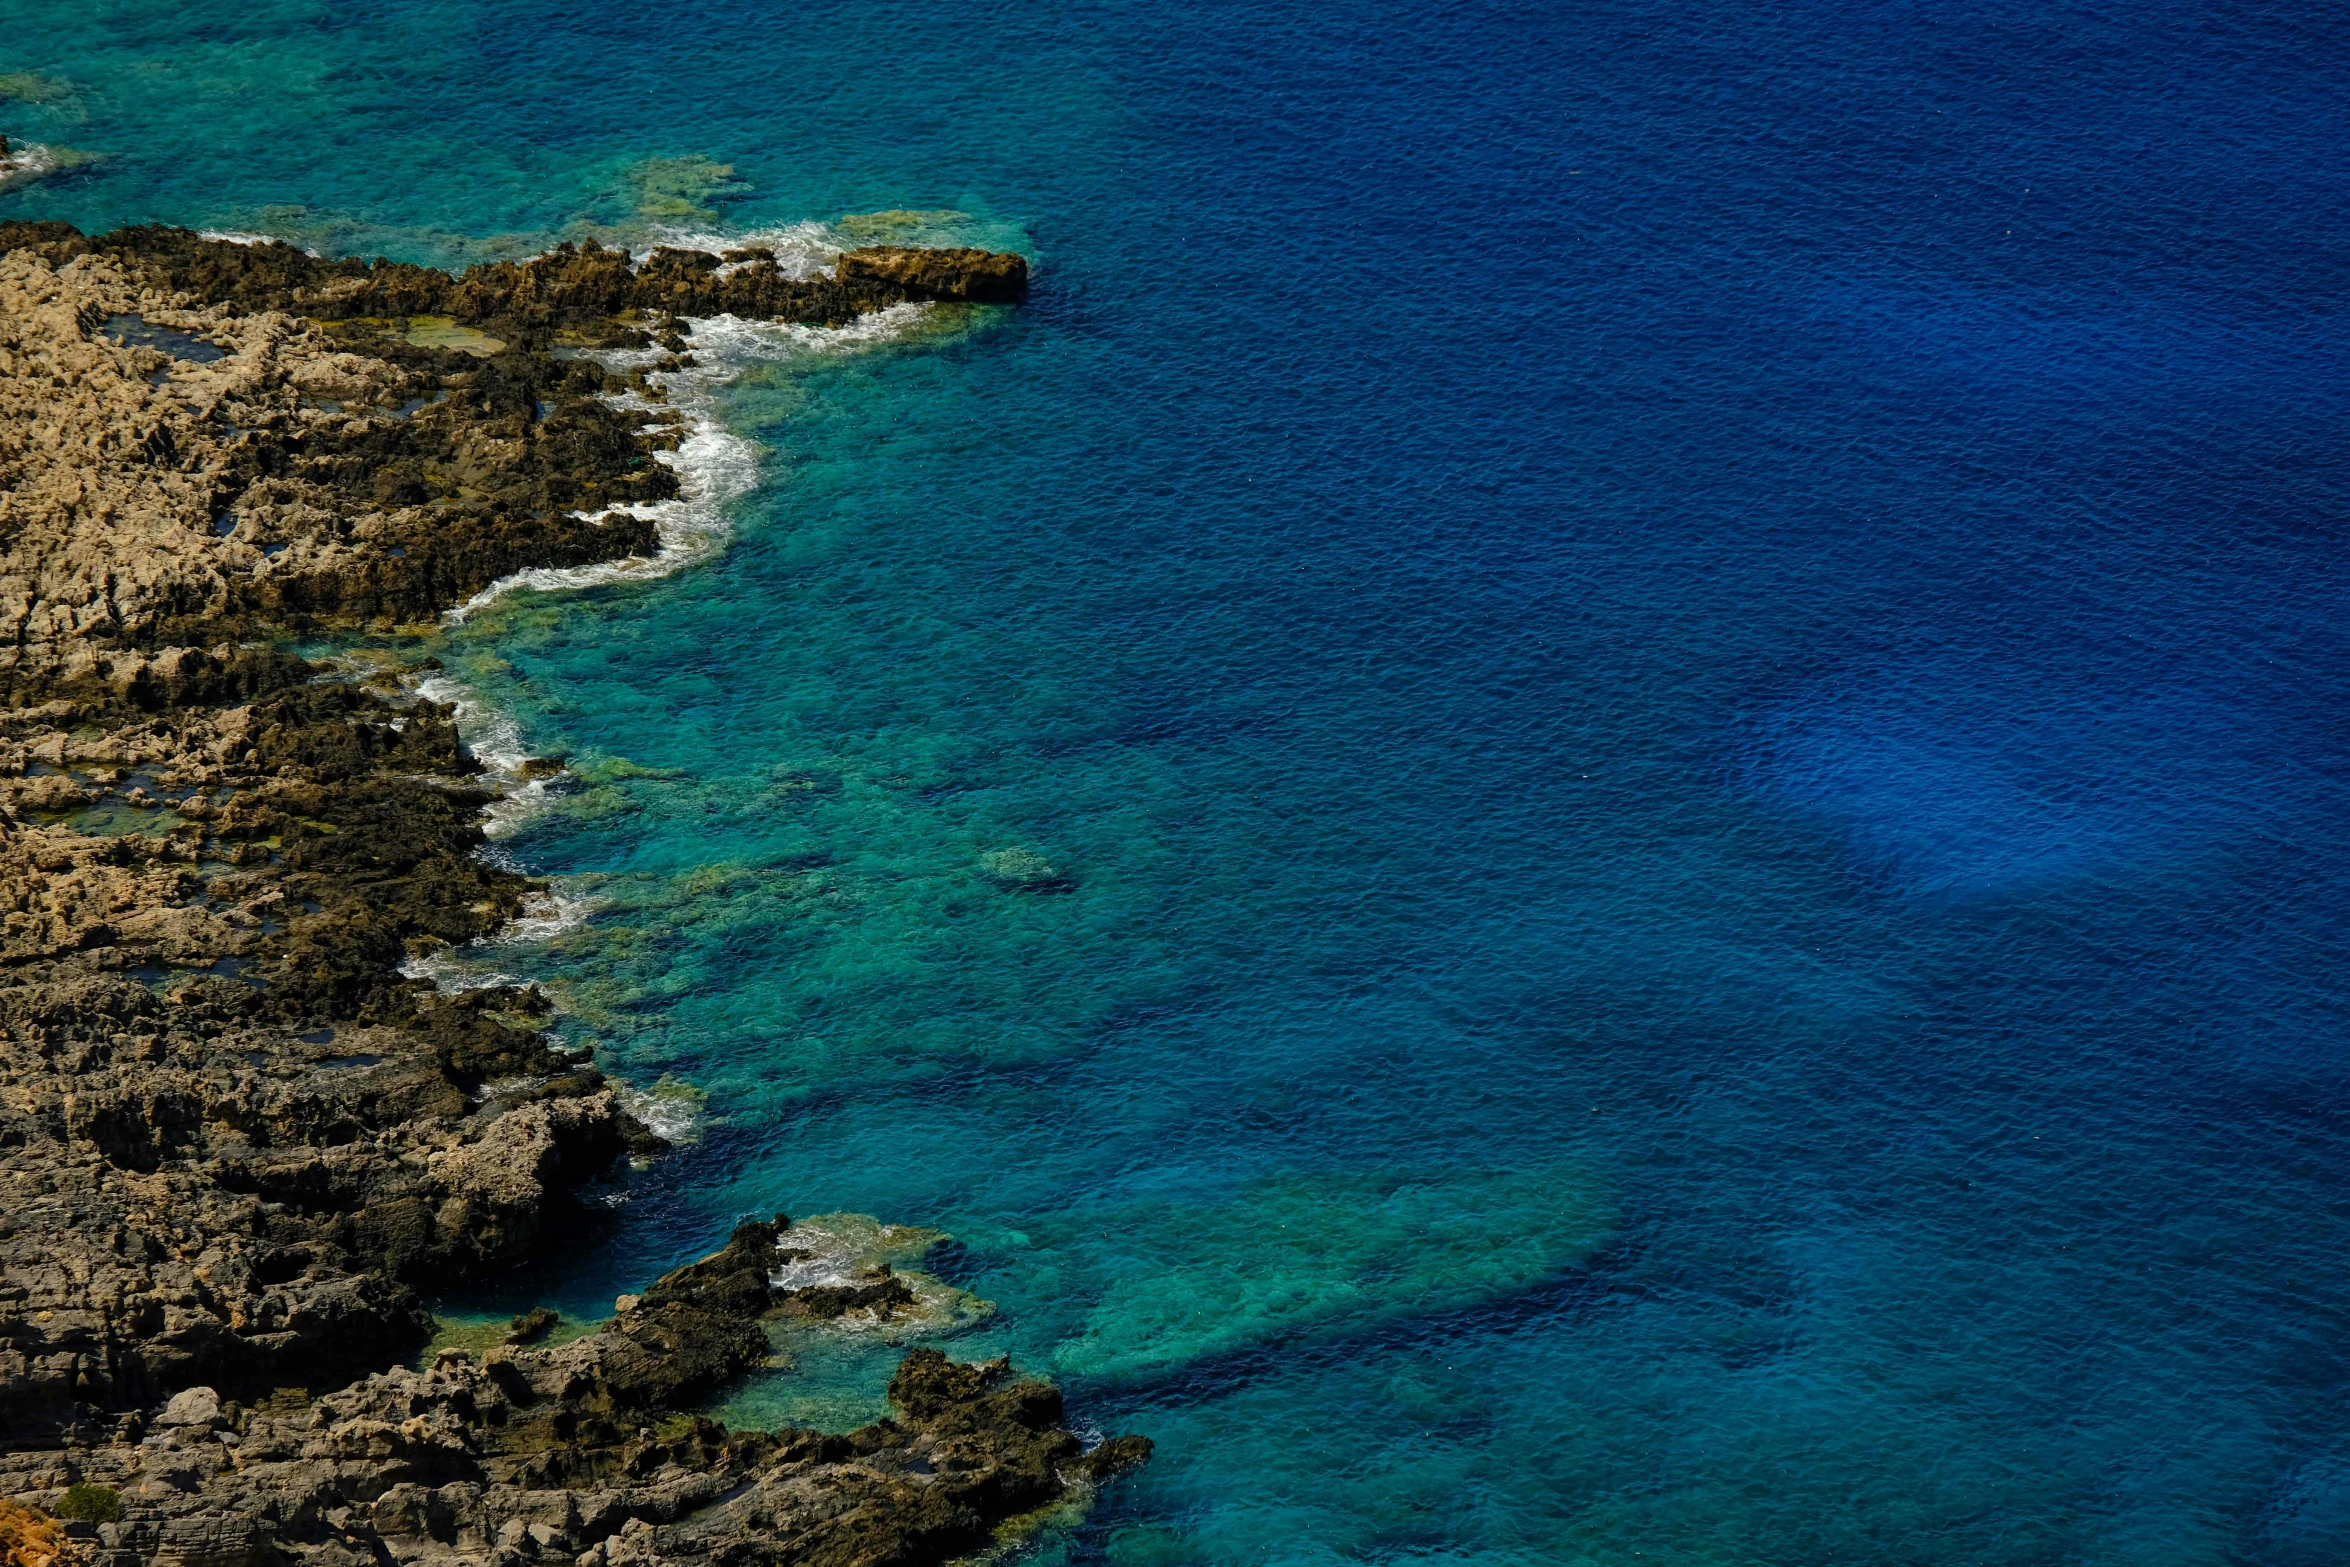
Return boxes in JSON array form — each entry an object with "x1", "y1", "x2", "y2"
[{"x1": 12, "y1": 2, "x2": 2350, "y2": 1560}]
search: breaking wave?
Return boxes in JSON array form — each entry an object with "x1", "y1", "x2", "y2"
[{"x1": 446, "y1": 299, "x2": 931, "y2": 620}]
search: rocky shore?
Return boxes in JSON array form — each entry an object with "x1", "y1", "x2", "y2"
[{"x1": 0, "y1": 222, "x2": 1142, "y2": 1567}]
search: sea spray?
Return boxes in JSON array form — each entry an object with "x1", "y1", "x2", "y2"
[
  {"x1": 393, "y1": 866, "x2": 606, "y2": 993},
  {"x1": 0, "y1": 142, "x2": 62, "y2": 191},
  {"x1": 194, "y1": 228, "x2": 323, "y2": 255},
  {"x1": 616, "y1": 1075, "x2": 707, "y2": 1145},
  {"x1": 411, "y1": 672, "x2": 544, "y2": 831},
  {"x1": 389, "y1": 670, "x2": 603, "y2": 988}
]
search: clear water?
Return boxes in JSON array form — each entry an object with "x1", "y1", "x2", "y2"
[{"x1": 13, "y1": 3, "x2": 2350, "y2": 1562}]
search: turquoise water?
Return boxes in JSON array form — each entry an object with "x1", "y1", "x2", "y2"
[{"x1": 14, "y1": 2, "x2": 2350, "y2": 1562}]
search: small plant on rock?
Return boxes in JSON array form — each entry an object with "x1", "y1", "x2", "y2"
[{"x1": 54, "y1": 1485, "x2": 122, "y2": 1525}]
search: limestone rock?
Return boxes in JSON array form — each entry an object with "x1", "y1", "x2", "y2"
[{"x1": 153, "y1": 1389, "x2": 220, "y2": 1429}]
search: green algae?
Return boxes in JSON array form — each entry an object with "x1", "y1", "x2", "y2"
[
  {"x1": 402, "y1": 315, "x2": 506, "y2": 356},
  {"x1": 417, "y1": 1308, "x2": 597, "y2": 1368},
  {"x1": 835, "y1": 208, "x2": 979, "y2": 250},
  {"x1": 62, "y1": 799, "x2": 185, "y2": 837},
  {"x1": 569, "y1": 755, "x2": 687, "y2": 784}
]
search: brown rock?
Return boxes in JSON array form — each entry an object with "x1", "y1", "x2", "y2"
[
  {"x1": 836, "y1": 245, "x2": 1030, "y2": 303},
  {"x1": 0, "y1": 222, "x2": 1139, "y2": 1567}
]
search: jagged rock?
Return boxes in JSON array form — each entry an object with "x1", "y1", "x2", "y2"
[
  {"x1": 2, "y1": 1227, "x2": 1129, "y2": 1567},
  {"x1": 152, "y1": 1389, "x2": 220, "y2": 1429},
  {"x1": 0, "y1": 222, "x2": 1138, "y2": 1567},
  {"x1": 504, "y1": 1308, "x2": 559, "y2": 1347},
  {"x1": 836, "y1": 245, "x2": 1029, "y2": 303},
  {"x1": 0, "y1": 224, "x2": 1030, "y2": 349},
  {"x1": 1078, "y1": 1433, "x2": 1156, "y2": 1479}
]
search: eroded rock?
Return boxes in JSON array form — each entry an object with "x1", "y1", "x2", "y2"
[
  {"x1": 835, "y1": 246, "x2": 1030, "y2": 303},
  {"x1": 0, "y1": 224, "x2": 1137, "y2": 1566}
]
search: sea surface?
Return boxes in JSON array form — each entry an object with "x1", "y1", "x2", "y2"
[{"x1": 11, "y1": 2, "x2": 2350, "y2": 1561}]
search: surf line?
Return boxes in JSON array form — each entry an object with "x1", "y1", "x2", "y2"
[{"x1": 397, "y1": 292, "x2": 948, "y2": 1137}]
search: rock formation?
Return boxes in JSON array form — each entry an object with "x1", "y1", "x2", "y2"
[
  {"x1": 0, "y1": 223, "x2": 1141, "y2": 1566},
  {"x1": 0, "y1": 1218, "x2": 1144, "y2": 1567},
  {"x1": 832, "y1": 248, "x2": 1027, "y2": 304}
]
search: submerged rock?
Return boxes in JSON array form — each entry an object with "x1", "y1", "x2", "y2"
[
  {"x1": 768, "y1": 1213, "x2": 996, "y2": 1339},
  {"x1": 505, "y1": 1306, "x2": 562, "y2": 1346},
  {"x1": 0, "y1": 142, "x2": 93, "y2": 196}
]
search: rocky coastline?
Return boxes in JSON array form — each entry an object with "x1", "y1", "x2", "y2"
[{"x1": 0, "y1": 221, "x2": 1144, "y2": 1567}]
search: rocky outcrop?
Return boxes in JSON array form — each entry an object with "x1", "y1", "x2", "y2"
[
  {"x1": 0, "y1": 237, "x2": 674, "y2": 661},
  {"x1": 0, "y1": 227, "x2": 1027, "y2": 353},
  {"x1": 0, "y1": 1218, "x2": 1149, "y2": 1567},
  {"x1": 833, "y1": 248, "x2": 1028, "y2": 304},
  {"x1": 0, "y1": 224, "x2": 1138, "y2": 1566}
]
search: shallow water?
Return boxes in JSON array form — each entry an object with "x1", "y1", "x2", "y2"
[{"x1": 13, "y1": 1, "x2": 2350, "y2": 1561}]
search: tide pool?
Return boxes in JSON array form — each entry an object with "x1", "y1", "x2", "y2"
[{"x1": 11, "y1": 1, "x2": 2350, "y2": 1561}]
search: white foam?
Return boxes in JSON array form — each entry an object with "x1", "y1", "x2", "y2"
[
  {"x1": 407, "y1": 671, "x2": 574, "y2": 840},
  {"x1": 397, "y1": 949, "x2": 524, "y2": 991},
  {"x1": 396, "y1": 885, "x2": 600, "y2": 994},
  {"x1": 619, "y1": 1083, "x2": 701, "y2": 1144},
  {"x1": 685, "y1": 300, "x2": 934, "y2": 362},
  {"x1": 391, "y1": 274, "x2": 949, "y2": 1124},
  {"x1": 193, "y1": 228, "x2": 327, "y2": 258},
  {"x1": 765, "y1": 1215, "x2": 997, "y2": 1338},
  {"x1": 416, "y1": 674, "x2": 525, "y2": 770},
  {"x1": 503, "y1": 885, "x2": 602, "y2": 943},
  {"x1": 0, "y1": 143, "x2": 60, "y2": 190},
  {"x1": 770, "y1": 1222, "x2": 869, "y2": 1292},
  {"x1": 642, "y1": 219, "x2": 840, "y2": 279},
  {"x1": 443, "y1": 417, "x2": 758, "y2": 615},
  {"x1": 447, "y1": 301, "x2": 928, "y2": 620}
]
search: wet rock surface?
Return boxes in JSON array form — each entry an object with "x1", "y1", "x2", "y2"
[{"x1": 0, "y1": 225, "x2": 1142, "y2": 1564}]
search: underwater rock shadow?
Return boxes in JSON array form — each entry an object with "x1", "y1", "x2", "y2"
[{"x1": 1073, "y1": 1233, "x2": 1647, "y2": 1413}]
